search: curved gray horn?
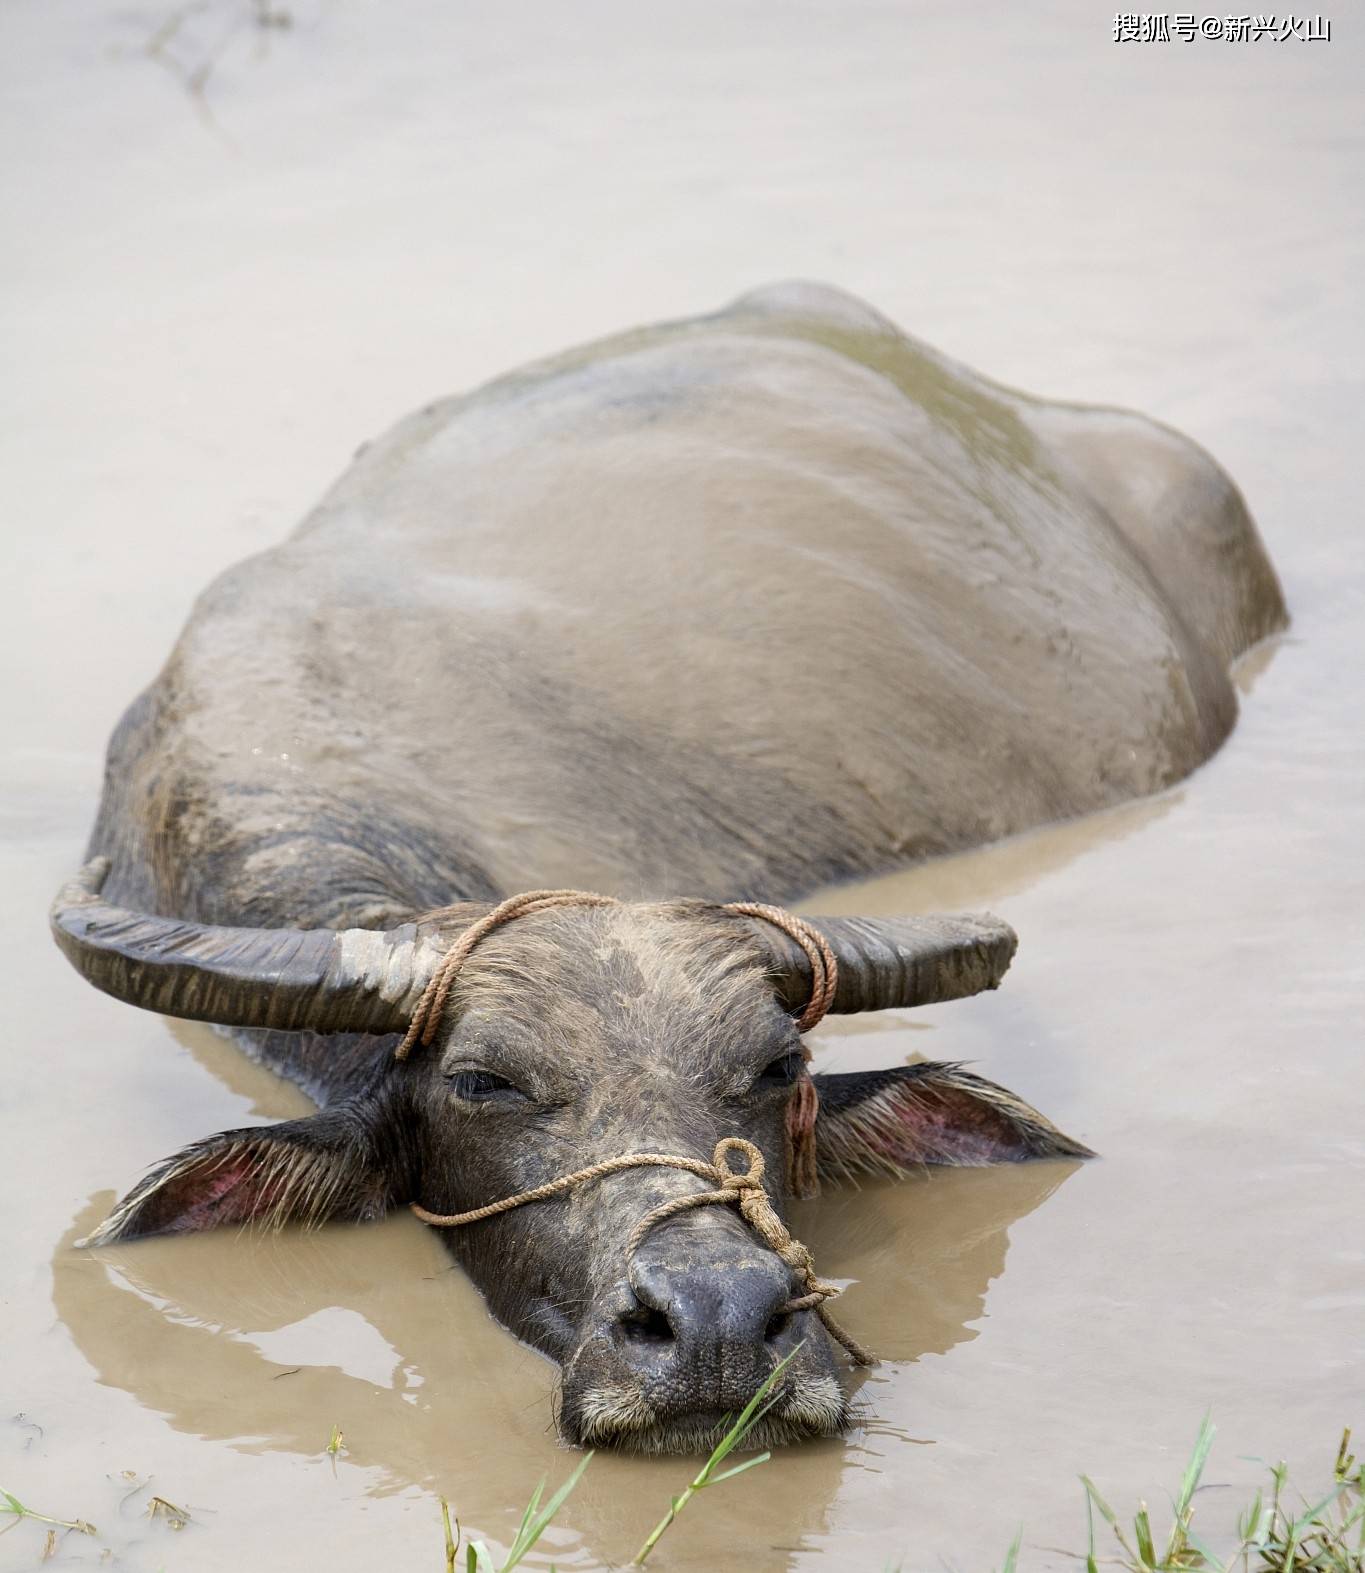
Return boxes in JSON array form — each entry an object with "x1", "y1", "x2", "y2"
[
  {"x1": 739, "y1": 912, "x2": 1018, "y2": 1015},
  {"x1": 49, "y1": 858, "x2": 458, "y2": 1035}
]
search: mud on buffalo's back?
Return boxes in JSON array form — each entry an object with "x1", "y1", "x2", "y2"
[{"x1": 95, "y1": 282, "x2": 1285, "y2": 920}]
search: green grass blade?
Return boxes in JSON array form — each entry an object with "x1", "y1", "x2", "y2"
[
  {"x1": 1173, "y1": 1414, "x2": 1218, "y2": 1521},
  {"x1": 1081, "y1": 1476, "x2": 1140, "y2": 1563},
  {"x1": 633, "y1": 1349, "x2": 801, "y2": 1564},
  {"x1": 440, "y1": 1497, "x2": 458, "y2": 1573},
  {"x1": 510, "y1": 1478, "x2": 544, "y2": 1551},
  {"x1": 699, "y1": 1346, "x2": 800, "y2": 1478},
  {"x1": 538, "y1": 1453, "x2": 593, "y2": 1522},
  {"x1": 1134, "y1": 1502, "x2": 1156, "y2": 1568},
  {"x1": 1001, "y1": 1523, "x2": 1023, "y2": 1573},
  {"x1": 524, "y1": 1453, "x2": 592, "y2": 1539},
  {"x1": 500, "y1": 1452, "x2": 592, "y2": 1569},
  {"x1": 1336, "y1": 1497, "x2": 1365, "y2": 1537},
  {"x1": 1289, "y1": 1483, "x2": 1348, "y2": 1539},
  {"x1": 1237, "y1": 1488, "x2": 1265, "y2": 1547},
  {"x1": 1182, "y1": 1527, "x2": 1226, "y2": 1568},
  {"x1": 1081, "y1": 1477, "x2": 1120, "y2": 1530},
  {"x1": 705, "y1": 1452, "x2": 772, "y2": 1486}
]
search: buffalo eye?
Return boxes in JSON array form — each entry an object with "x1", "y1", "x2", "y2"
[
  {"x1": 447, "y1": 1069, "x2": 524, "y2": 1102},
  {"x1": 756, "y1": 1051, "x2": 805, "y2": 1088}
]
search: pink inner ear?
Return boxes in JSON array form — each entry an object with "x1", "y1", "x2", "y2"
[
  {"x1": 889, "y1": 1094, "x2": 1024, "y2": 1166},
  {"x1": 99, "y1": 1120, "x2": 382, "y2": 1244},
  {"x1": 162, "y1": 1151, "x2": 285, "y2": 1232},
  {"x1": 816, "y1": 1066, "x2": 1080, "y2": 1182}
]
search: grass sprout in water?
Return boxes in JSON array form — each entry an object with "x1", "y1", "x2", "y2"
[
  {"x1": 437, "y1": 1347, "x2": 797, "y2": 1571},
  {"x1": 455, "y1": 1452, "x2": 593, "y2": 1572},
  {"x1": 0, "y1": 1486, "x2": 96, "y2": 1542},
  {"x1": 5, "y1": 1400, "x2": 1357, "y2": 1568},
  {"x1": 435, "y1": 1406, "x2": 1361, "y2": 1572},
  {"x1": 1074, "y1": 1419, "x2": 1363, "y2": 1573},
  {"x1": 631, "y1": 1346, "x2": 800, "y2": 1565}
]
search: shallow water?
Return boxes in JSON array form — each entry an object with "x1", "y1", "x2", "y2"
[{"x1": 2, "y1": 2, "x2": 1362, "y2": 1568}]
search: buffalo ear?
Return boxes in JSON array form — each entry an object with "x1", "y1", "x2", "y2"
[
  {"x1": 812, "y1": 1063, "x2": 1092, "y2": 1183},
  {"x1": 80, "y1": 1101, "x2": 404, "y2": 1246}
]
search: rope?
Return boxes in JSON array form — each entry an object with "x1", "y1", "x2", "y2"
[
  {"x1": 400, "y1": 892, "x2": 872, "y2": 1362},
  {"x1": 412, "y1": 1136, "x2": 875, "y2": 1365},
  {"x1": 720, "y1": 901, "x2": 838, "y2": 1033},
  {"x1": 395, "y1": 888, "x2": 839, "y2": 1059},
  {"x1": 395, "y1": 890, "x2": 620, "y2": 1061}
]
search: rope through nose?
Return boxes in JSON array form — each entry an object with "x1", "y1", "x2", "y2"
[{"x1": 411, "y1": 1136, "x2": 875, "y2": 1365}]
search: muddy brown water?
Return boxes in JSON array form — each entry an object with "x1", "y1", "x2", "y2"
[{"x1": 2, "y1": 3, "x2": 1362, "y2": 1569}]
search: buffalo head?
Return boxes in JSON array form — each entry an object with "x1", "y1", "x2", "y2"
[{"x1": 50, "y1": 860, "x2": 1088, "y2": 1453}]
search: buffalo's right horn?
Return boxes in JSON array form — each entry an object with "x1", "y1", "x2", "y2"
[
  {"x1": 49, "y1": 858, "x2": 459, "y2": 1036},
  {"x1": 739, "y1": 911, "x2": 1019, "y2": 1015}
]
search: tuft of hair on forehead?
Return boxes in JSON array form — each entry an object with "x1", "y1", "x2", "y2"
[{"x1": 443, "y1": 900, "x2": 788, "y2": 1057}]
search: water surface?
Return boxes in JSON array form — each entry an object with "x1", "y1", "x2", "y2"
[{"x1": 2, "y1": 3, "x2": 1361, "y2": 1568}]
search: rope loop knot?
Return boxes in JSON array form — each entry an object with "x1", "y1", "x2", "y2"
[
  {"x1": 415, "y1": 1135, "x2": 875, "y2": 1365},
  {"x1": 709, "y1": 1138, "x2": 840, "y2": 1304}
]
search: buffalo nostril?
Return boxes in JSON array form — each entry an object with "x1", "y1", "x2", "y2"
[
  {"x1": 619, "y1": 1304, "x2": 674, "y2": 1345},
  {"x1": 625, "y1": 1257, "x2": 800, "y2": 1357},
  {"x1": 764, "y1": 1311, "x2": 791, "y2": 1342}
]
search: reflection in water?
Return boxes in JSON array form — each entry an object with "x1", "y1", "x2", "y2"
[
  {"x1": 799, "y1": 1162, "x2": 1079, "y2": 1361},
  {"x1": 53, "y1": 1158, "x2": 1078, "y2": 1555},
  {"x1": 804, "y1": 789, "x2": 1178, "y2": 917},
  {"x1": 6, "y1": 0, "x2": 1357, "y2": 1560}
]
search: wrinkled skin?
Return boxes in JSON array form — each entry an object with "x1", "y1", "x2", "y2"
[{"x1": 69, "y1": 283, "x2": 1284, "y2": 1451}]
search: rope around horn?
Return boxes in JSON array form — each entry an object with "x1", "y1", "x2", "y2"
[
  {"x1": 395, "y1": 889, "x2": 838, "y2": 1058},
  {"x1": 395, "y1": 888, "x2": 829, "y2": 1193},
  {"x1": 412, "y1": 1136, "x2": 875, "y2": 1366},
  {"x1": 395, "y1": 889, "x2": 621, "y2": 1061},
  {"x1": 396, "y1": 889, "x2": 871, "y2": 1363}
]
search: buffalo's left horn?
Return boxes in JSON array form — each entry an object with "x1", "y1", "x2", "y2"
[
  {"x1": 739, "y1": 911, "x2": 1018, "y2": 1015},
  {"x1": 49, "y1": 858, "x2": 451, "y2": 1035}
]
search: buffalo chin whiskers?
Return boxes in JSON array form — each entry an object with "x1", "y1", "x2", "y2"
[{"x1": 566, "y1": 1374, "x2": 847, "y2": 1455}]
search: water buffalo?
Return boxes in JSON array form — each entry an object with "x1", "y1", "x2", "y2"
[{"x1": 51, "y1": 282, "x2": 1285, "y2": 1453}]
